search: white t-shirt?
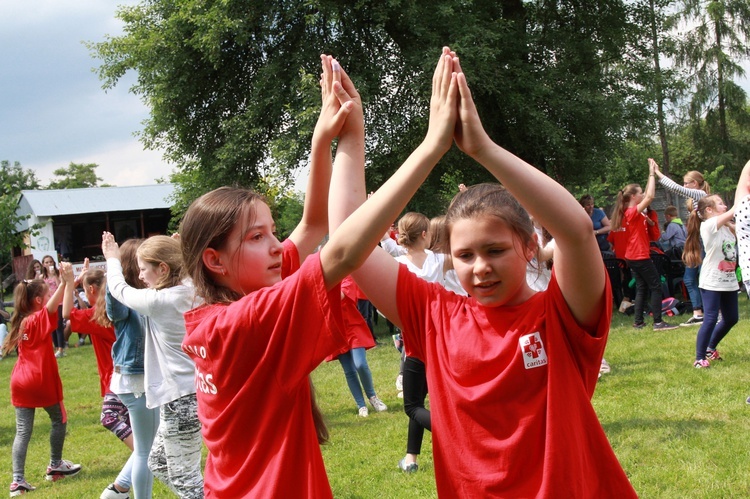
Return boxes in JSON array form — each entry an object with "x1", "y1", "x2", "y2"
[
  {"x1": 395, "y1": 250, "x2": 467, "y2": 296},
  {"x1": 699, "y1": 217, "x2": 738, "y2": 292}
]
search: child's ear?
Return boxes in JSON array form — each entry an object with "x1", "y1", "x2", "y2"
[
  {"x1": 202, "y1": 248, "x2": 226, "y2": 276},
  {"x1": 158, "y1": 262, "x2": 170, "y2": 276},
  {"x1": 524, "y1": 238, "x2": 538, "y2": 263}
]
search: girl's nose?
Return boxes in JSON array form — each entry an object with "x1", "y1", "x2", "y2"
[{"x1": 473, "y1": 256, "x2": 491, "y2": 276}]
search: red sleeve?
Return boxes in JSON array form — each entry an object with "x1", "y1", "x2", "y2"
[
  {"x1": 70, "y1": 307, "x2": 115, "y2": 337},
  {"x1": 281, "y1": 238, "x2": 300, "y2": 278},
  {"x1": 340, "y1": 276, "x2": 359, "y2": 303},
  {"x1": 544, "y1": 269, "x2": 611, "y2": 396}
]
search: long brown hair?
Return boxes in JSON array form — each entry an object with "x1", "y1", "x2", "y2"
[
  {"x1": 180, "y1": 186, "x2": 329, "y2": 444},
  {"x1": 428, "y1": 215, "x2": 449, "y2": 254},
  {"x1": 85, "y1": 269, "x2": 113, "y2": 329},
  {"x1": 25, "y1": 259, "x2": 42, "y2": 280},
  {"x1": 683, "y1": 195, "x2": 720, "y2": 267},
  {"x1": 120, "y1": 239, "x2": 146, "y2": 289},
  {"x1": 610, "y1": 184, "x2": 641, "y2": 231},
  {"x1": 2, "y1": 280, "x2": 48, "y2": 356}
]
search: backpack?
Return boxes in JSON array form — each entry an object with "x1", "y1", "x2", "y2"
[{"x1": 661, "y1": 297, "x2": 682, "y2": 317}]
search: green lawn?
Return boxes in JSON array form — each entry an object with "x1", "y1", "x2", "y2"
[{"x1": 2, "y1": 307, "x2": 750, "y2": 498}]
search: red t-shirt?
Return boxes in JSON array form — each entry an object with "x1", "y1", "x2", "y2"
[
  {"x1": 70, "y1": 307, "x2": 116, "y2": 397},
  {"x1": 182, "y1": 240, "x2": 347, "y2": 498},
  {"x1": 11, "y1": 308, "x2": 64, "y2": 408},
  {"x1": 624, "y1": 206, "x2": 651, "y2": 261},
  {"x1": 325, "y1": 276, "x2": 376, "y2": 362},
  {"x1": 397, "y1": 265, "x2": 637, "y2": 497}
]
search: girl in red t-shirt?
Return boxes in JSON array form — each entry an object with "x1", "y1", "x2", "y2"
[
  {"x1": 61, "y1": 267, "x2": 135, "y2": 490},
  {"x1": 179, "y1": 55, "x2": 363, "y2": 498},
  {"x1": 610, "y1": 160, "x2": 677, "y2": 331},
  {"x1": 329, "y1": 47, "x2": 637, "y2": 497},
  {"x1": 2, "y1": 265, "x2": 82, "y2": 496}
]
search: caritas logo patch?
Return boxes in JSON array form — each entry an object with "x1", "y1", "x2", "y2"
[{"x1": 519, "y1": 332, "x2": 548, "y2": 370}]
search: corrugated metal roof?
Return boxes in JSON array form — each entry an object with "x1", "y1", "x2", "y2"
[{"x1": 17, "y1": 184, "x2": 175, "y2": 217}]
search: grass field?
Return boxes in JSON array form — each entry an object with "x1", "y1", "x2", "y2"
[{"x1": 2, "y1": 306, "x2": 750, "y2": 498}]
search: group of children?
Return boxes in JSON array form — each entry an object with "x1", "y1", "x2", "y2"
[
  {"x1": 608, "y1": 158, "x2": 750, "y2": 372},
  {"x1": 15, "y1": 47, "x2": 740, "y2": 496}
]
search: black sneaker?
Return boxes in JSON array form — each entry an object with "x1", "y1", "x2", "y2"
[
  {"x1": 680, "y1": 315, "x2": 704, "y2": 327},
  {"x1": 653, "y1": 321, "x2": 679, "y2": 331},
  {"x1": 632, "y1": 322, "x2": 646, "y2": 329}
]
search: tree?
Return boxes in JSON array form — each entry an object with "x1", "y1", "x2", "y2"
[
  {"x1": 0, "y1": 161, "x2": 42, "y2": 285},
  {"x1": 89, "y1": 0, "x2": 638, "y2": 218},
  {"x1": 673, "y1": 0, "x2": 750, "y2": 157},
  {"x1": 47, "y1": 162, "x2": 107, "y2": 189}
]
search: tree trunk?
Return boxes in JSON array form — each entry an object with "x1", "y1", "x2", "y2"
[{"x1": 650, "y1": 0, "x2": 673, "y2": 204}]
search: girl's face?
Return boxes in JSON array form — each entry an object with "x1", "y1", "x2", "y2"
[
  {"x1": 42, "y1": 256, "x2": 55, "y2": 272},
  {"x1": 214, "y1": 201, "x2": 284, "y2": 295},
  {"x1": 631, "y1": 187, "x2": 644, "y2": 205},
  {"x1": 707, "y1": 197, "x2": 727, "y2": 217},
  {"x1": 33, "y1": 262, "x2": 42, "y2": 274},
  {"x1": 450, "y1": 215, "x2": 536, "y2": 307},
  {"x1": 137, "y1": 258, "x2": 164, "y2": 288},
  {"x1": 683, "y1": 176, "x2": 698, "y2": 189}
]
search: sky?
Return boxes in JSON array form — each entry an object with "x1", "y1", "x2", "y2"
[
  {"x1": 0, "y1": 0, "x2": 171, "y2": 187},
  {"x1": 1, "y1": 2, "x2": 749, "y2": 190}
]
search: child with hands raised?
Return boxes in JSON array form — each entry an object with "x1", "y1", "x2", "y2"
[
  {"x1": 61, "y1": 265, "x2": 138, "y2": 499},
  {"x1": 683, "y1": 194, "x2": 738, "y2": 368},
  {"x1": 179, "y1": 54, "x2": 359, "y2": 498},
  {"x1": 329, "y1": 47, "x2": 637, "y2": 497},
  {"x1": 3, "y1": 263, "x2": 82, "y2": 496},
  {"x1": 102, "y1": 232, "x2": 204, "y2": 499}
]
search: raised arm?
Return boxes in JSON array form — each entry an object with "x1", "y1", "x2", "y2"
[
  {"x1": 453, "y1": 62, "x2": 603, "y2": 328},
  {"x1": 61, "y1": 262, "x2": 76, "y2": 320},
  {"x1": 322, "y1": 48, "x2": 458, "y2": 324},
  {"x1": 46, "y1": 263, "x2": 69, "y2": 315},
  {"x1": 287, "y1": 55, "x2": 355, "y2": 261},
  {"x1": 735, "y1": 159, "x2": 750, "y2": 201},
  {"x1": 102, "y1": 231, "x2": 156, "y2": 316},
  {"x1": 635, "y1": 159, "x2": 657, "y2": 213}
]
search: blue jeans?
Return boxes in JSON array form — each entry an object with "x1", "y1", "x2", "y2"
[
  {"x1": 695, "y1": 289, "x2": 738, "y2": 360},
  {"x1": 627, "y1": 259, "x2": 663, "y2": 324},
  {"x1": 338, "y1": 348, "x2": 376, "y2": 408},
  {"x1": 116, "y1": 393, "x2": 160, "y2": 498},
  {"x1": 683, "y1": 265, "x2": 703, "y2": 311}
]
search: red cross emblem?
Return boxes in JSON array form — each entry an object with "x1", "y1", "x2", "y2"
[{"x1": 523, "y1": 336, "x2": 542, "y2": 358}]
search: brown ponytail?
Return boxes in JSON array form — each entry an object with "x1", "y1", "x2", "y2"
[{"x1": 2, "y1": 280, "x2": 48, "y2": 356}]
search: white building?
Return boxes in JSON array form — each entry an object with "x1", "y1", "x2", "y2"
[{"x1": 13, "y1": 184, "x2": 175, "y2": 277}]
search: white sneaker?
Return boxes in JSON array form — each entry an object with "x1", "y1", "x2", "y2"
[
  {"x1": 45, "y1": 459, "x2": 81, "y2": 481},
  {"x1": 101, "y1": 483, "x2": 130, "y2": 499},
  {"x1": 369, "y1": 396, "x2": 388, "y2": 412},
  {"x1": 395, "y1": 374, "x2": 403, "y2": 391},
  {"x1": 397, "y1": 391, "x2": 403, "y2": 399},
  {"x1": 358, "y1": 406, "x2": 369, "y2": 418}
]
